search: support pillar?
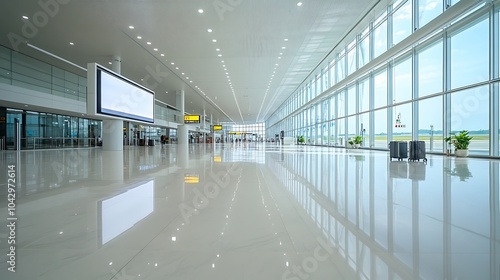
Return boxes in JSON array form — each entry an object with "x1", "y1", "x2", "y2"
[
  {"x1": 103, "y1": 55, "x2": 124, "y2": 151},
  {"x1": 103, "y1": 120, "x2": 123, "y2": 151}
]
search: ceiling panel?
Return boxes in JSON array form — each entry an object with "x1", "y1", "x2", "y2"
[{"x1": 0, "y1": 0, "x2": 382, "y2": 124}]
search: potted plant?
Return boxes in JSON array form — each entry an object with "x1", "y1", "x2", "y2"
[
  {"x1": 348, "y1": 135, "x2": 362, "y2": 148},
  {"x1": 445, "y1": 130, "x2": 473, "y2": 157},
  {"x1": 297, "y1": 135, "x2": 305, "y2": 145}
]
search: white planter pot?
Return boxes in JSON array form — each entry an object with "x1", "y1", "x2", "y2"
[
  {"x1": 455, "y1": 149, "x2": 469, "y2": 157},
  {"x1": 354, "y1": 144, "x2": 360, "y2": 149}
]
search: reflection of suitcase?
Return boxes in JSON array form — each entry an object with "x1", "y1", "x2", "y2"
[
  {"x1": 409, "y1": 141, "x2": 427, "y2": 162},
  {"x1": 408, "y1": 162, "x2": 426, "y2": 181},
  {"x1": 389, "y1": 161, "x2": 408, "y2": 178},
  {"x1": 389, "y1": 141, "x2": 407, "y2": 161}
]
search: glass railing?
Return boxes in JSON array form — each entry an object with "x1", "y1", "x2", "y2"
[
  {"x1": 6, "y1": 137, "x2": 99, "y2": 149},
  {"x1": 0, "y1": 45, "x2": 87, "y2": 101}
]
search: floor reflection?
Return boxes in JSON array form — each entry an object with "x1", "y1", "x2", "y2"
[{"x1": 265, "y1": 147, "x2": 500, "y2": 280}]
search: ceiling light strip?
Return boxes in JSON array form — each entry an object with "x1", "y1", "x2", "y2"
[{"x1": 26, "y1": 43, "x2": 87, "y2": 71}]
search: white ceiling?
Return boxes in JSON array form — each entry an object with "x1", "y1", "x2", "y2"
[{"x1": 0, "y1": 0, "x2": 383, "y2": 124}]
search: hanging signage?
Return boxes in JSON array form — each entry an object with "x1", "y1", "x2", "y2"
[
  {"x1": 213, "y1": 125, "x2": 223, "y2": 131},
  {"x1": 184, "y1": 115, "x2": 200, "y2": 124}
]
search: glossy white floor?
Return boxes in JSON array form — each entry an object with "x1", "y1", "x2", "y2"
[{"x1": 0, "y1": 143, "x2": 499, "y2": 280}]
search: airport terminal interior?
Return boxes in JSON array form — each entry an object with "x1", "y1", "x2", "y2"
[{"x1": 1, "y1": 0, "x2": 500, "y2": 279}]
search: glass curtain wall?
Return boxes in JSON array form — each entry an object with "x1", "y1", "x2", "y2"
[
  {"x1": 3, "y1": 108, "x2": 102, "y2": 150},
  {"x1": 266, "y1": 0, "x2": 499, "y2": 157}
]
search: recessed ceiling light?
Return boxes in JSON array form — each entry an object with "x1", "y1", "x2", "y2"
[
  {"x1": 129, "y1": 26, "x2": 134, "y2": 29},
  {"x1": 181, "y1": 73, "x2": 185, "y2": 75},
  {"x1": 171, "y1": 62, "x2": 174, "y2": 65},
  {"x1": 297, "y1": 2, "x2": 303, "y2": 6},
  {"x1": 216, "y1": 48, "x2": 220, "y2": 51},
  {"x1": 153, "y1": 48, "x2": 158, "y2": 51},
  {"x1": 108, "y1": 62, "x2": 112, "y2": 65},
  {"x1": 212, "y1": 39, "x2": 217, "y2": 42},
  {"x1": 221, "y1": 60, "x2": 224, "y2": 63},
  {"x1": 137, "y1": 36, "x2": 142, "y2": 39},
  {"x1": 282, "y1": 46, "x2": 286, "y2": 49},
  {"x1": 198, "y1": 9, "x2": 204, "y2": 14},
  {"x1": 147, "y1": 42, "x2": 152, "y2": 45},
  {"x1": 278, "y1": 57, "x2": 281, "y2": 59},
  {"x1": 166, "y1": 91, "x2": 168, "y2": 93},
  {"x1": 284, "y1": 38, "x2": 289, "y2": 41},
  {"x1": 186, "y1": 77, "x2": 189, "y2": 79},
  {"x1": 208, "y1": 29, "x2": 213, "y2": 33},
  {"x1": 69, "y1": 42, "x2": 74, "y2": 45},
  {"x1": 218, "y1": 54, "x2": 222, "y2": 57},
  {"x1": 175, "y1": 67, "x2": 179, "y2": 69},
  {"x1": 280, "y1": 53, "x2": 283, "y2": 55},
  {"x1": 161, "y1": 54, "x2": 165, "y2": 56},
  {"x1": 22, "y1": 16, "x2": 29, "y2": 20},
  {"x1": 275, "y1": 63, "x2": 279, "y2": 66},
  {"x1": 190, "y1": 81, "x2": 193, "y2": 83}
]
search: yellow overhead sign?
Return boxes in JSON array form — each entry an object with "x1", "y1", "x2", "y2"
[
  {"x1": 213, "y1": 125, "x2": 223, "y2": 131},
  {"x1": 184, "y1": 115, "x2": 200, "y2": 124}
]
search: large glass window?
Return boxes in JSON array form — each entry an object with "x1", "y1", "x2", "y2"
[
  {"x1": 374, "y1": 69, "x2": 388, "y2": 108},
  {"x1": 450, "y1": 17, "x2": 489, "y2": 89},
  {"x1": 393, "y1": 56, "x2": 413, "y2": 102},
  {"x1": 322, "y1": 101, "x2": 328, "y2": 122},
  {"x1": 347, "y1": 85, "x2": 357, "y2": 115},
  {"x1": 347, "y1": 40, "x2": 357, "y2": 76},
  {"x1": 418, "y1": 96, "x2": 443, "y2": 152},
  {"x1": 329, "y1": 97, "x2": 336, "y2": 120},
  {"x1": 338, "y1": 118, "x2": 346, "y2": 146},
  {"x1": 392, "y1": 0, "x2": 413, "y2": 45},
  {"x1": 359, "y1": 112, "x2": 370, "y2": 147},
  {"x1": 0, "y1": 45, "x2": 11, "y2": 85},
  {"x1": 322, "y1": 67, "x2": 329, "y2": 90},
  {"x1": 338, "y1": 90, "x2": 346, "y2": 118},
  {"x1": 450, "y1": 85, "x2": 489, "y2": 155},
  {"x1": 359, "y1": 78, "x2": 370, "y2": 112},
  {"x1": 418, "y1": 0, "x2": 442, "y2": 27},
  {"x1": 418, "y1": 41, "x2": 443, "y2": 97},
  {"x1": 374, "y1": 108, "x2": 388, "y2": 148},
  {"x1": 374, "y1": 18, "x2": 388, "y2": 58},
  {"x1": 393, "y1": 103, "x2": 413, "y2": 142},
  {"x1": 311, "y1": 79, "x2": 316, "y2": 99},
  {"x1": 329, "y1": 61, "x2": 336, "y2": 86},
  {"x1": 330, "y1": 120, "x2": 336, "y2": 145},
  {"x1": 347, "y1": 116, "x2": 357, "y2": 140},
  {"x1": 359, "y1": 27, "x2": 370, "y2": 68},
  {"x1": 322, "y1": 123, "x2": 328, "y2": 145},
  {"x1": 337, "y1": 52, "x2": 346, "y2": 82}
]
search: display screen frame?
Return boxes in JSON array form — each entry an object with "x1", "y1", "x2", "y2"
[{"x1": 93, "y1": 64, "x2": 155, "y2": 123}]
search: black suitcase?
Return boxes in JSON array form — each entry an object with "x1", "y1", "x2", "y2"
[
  {"x1": 389, "y1": 141, "x2": 407, "y2": 161},
  {"x1": 408, "y1": 141, "x2": 427, "y2": 162}
]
